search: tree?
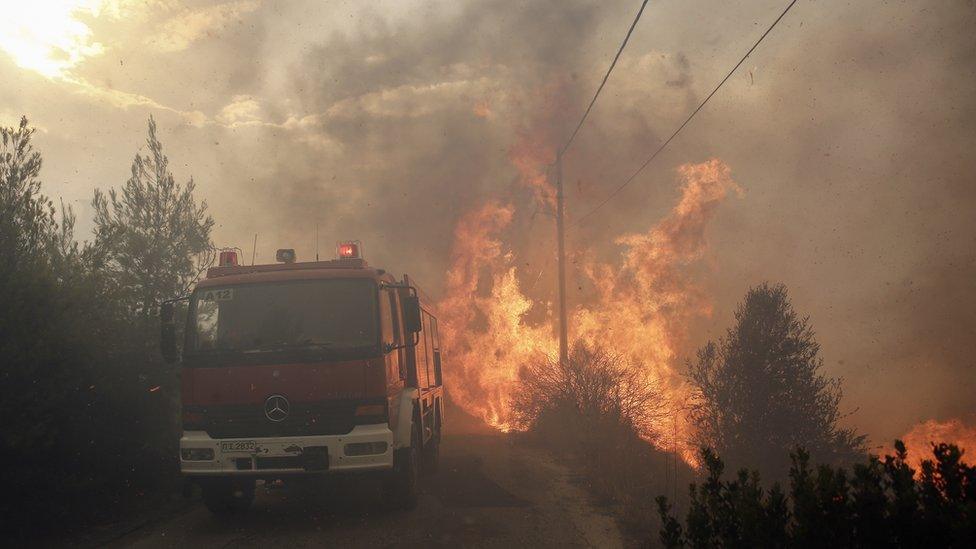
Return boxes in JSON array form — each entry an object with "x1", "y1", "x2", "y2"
[
  {"x1": 688, "y1": 282, "x2": 865, "y2": 480},
  {"x1": 1, "y1": 117, "x2": 162, "y2": 537},
  {"x1": 93, "y1": 115, "x2": 214, "y2": 324},
  {"x1": 0, "y1": 116, "x2": 59, "y2": 266},
  {"x1": 657, "y1": 441, "x2": 975, "y2": 547},
  {"x1": 667, "y1": 448, "x2": 790, "y2": 548},
  {"x1": 0, "y1": 116, "x2": 208, "y2": 539}
]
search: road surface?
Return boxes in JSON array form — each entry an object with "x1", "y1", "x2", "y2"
[{"x1": 107, "y1": 417, "x2": 624, "y2": 548}]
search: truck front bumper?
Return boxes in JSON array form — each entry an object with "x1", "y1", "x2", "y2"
[{"x1": 180, "y1": 423, "x2": 394, "y2": 476}]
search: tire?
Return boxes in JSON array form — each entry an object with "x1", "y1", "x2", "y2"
[
  {"x1": 421, "y1": 435, "x2": 440, "y2": 475},
  {"x1": 384, "y1": 421, "x2": 421, "y2": 510},
  {"x1": 202, "y1": 478, "x2": 255, "y2": 515}
]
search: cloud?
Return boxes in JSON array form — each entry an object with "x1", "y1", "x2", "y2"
[
  {"x1": 324, "y1": 78, "x2": 495, "y2": 120},
  {"x1": 147, "y1": 0, "x2": 260, "y2": 53},
  {"x1": 216, "y1": 94, "x2": 263, "y2": 125}
]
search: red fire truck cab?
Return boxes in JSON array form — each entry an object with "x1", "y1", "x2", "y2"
[{"x1": 160, "y1": 244, "x2": 444, "y2": 513}]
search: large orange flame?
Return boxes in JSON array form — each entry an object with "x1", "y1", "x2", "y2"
[
  {"x1": 438, "y1": 201, "x2": 559, "y2": 431},
  {"x1": 438, "y1": 154, "x2": 740, "y2": 464},
  {"x1": 898, "y1": 418, "x2": 976, "y2": 472}
]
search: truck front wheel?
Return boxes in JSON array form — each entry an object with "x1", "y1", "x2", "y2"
[
  {"x1": 201, "y1": 478, "x2": 255, "y2": 515},
  {"x1": 384, "y1": 422, "x2": 420, "y2": 510}
]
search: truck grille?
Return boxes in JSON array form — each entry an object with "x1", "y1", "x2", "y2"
[{"x1": 192, "y1": 402, "x2": 360, "y2": 439}]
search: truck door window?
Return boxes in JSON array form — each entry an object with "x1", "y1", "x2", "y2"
[
  {"x1": 417, "y1": 312, "x2": 429, "y2": 388},
  {"x1": 423, "y1": 312, "x2": 434, "y2": 388},
  {"x1": 385, "y1": 288, "x2": 401, "y2": 345},
  {"x1": 431, "y1": 317, "x2": 439, "y2": 350},
  {"x1": 380, "y1": 288, "x2": 394, "y2": 348},
  {"x1": 431, "y1": 317, "x2": 442, "y2": 386}
]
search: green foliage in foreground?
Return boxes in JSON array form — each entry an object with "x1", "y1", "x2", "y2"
[
  {"x1": 0, "y1": 116, "x2": 212, "y2": 539},
  {"x1": 657, "y1": 441, "x2": 975, "y2": 548}
]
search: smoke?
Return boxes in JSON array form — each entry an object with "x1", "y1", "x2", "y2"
[
  {"x1": 232, "y1": 0, "x2": 610, "y2": 286},
  {"x1": 212, "y1": 0, "x2": 975, "y2": 447},
  {"x1": 7, "y1": 0, "x2": 975, "y2": 449}
]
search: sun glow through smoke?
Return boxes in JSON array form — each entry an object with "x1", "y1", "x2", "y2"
[{"x1": 0, "y1": 1, "x2": 114, "y2": 79}]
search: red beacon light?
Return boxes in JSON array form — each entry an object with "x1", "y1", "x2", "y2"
[
  {"x1": 218, "y1": 249, "x2": 239, "y2": 267},
  {"x1": 337, "y1": 241, "x2": 362, "y2": 259}
]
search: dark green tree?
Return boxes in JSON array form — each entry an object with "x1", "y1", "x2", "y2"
[
  {"x1": 1, "y1": 117, "x2": 159, "y2": 538},
  {"x1": 657, "y1": 441, "x2": 974, "y2": 547},
  {"x1": 659, "y1": 447, "x2": 790, "y2": 548},
  {"x1": 0, "y1": 116, "x2": 59, "y2": 265},
  {"x1": 884, "y1": 440, "x2": 922, "y2": 545},
  {"x1": 93, "y1": 115, "x2": 214, "y2": 324},
  {"x1": 688, "y1": 283, "x2": 866, "y2": 480}
]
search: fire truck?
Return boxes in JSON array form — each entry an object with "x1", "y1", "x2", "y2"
[{"x1": 160, "y1": 242, "x2": 444, "y2": 513}]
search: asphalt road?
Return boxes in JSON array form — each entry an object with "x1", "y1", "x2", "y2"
[{"x1": 108, "y1": 418, "x2": 623, "y2": 548}]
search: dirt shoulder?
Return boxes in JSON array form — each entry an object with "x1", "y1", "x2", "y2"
[{"x1": 100, "y1": 417, "x2": 624, "y2": 548}]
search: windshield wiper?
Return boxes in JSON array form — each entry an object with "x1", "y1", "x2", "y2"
[
  {"x1": 187, "y1": 346, "x2": 243, "y2": 355},
  {"x1": 242, "y1": 341, "x2": 336, "y2": 354}
]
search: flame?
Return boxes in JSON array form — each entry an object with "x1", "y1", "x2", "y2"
[
  {"x1": 438, "y1": 201, "x2": 558, "y2": 431},
  {"x1": 439, "y1": 148, "x2": 739, "y2": 465},
  {"x1": 898, "y1": 418, "x2": 976, "y2": 472},
  {"x1": 574, "y1": 159, "x2": 740, "y2": 464},
  {"x1": 473, "y1": 99, "x2": 493, "y2": 119},
  {"x1": 508, "y1": 129, "x2": 556, "y2": 208}
]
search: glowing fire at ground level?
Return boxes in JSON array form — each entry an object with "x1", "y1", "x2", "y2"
[
  {"x1": 899, "y1": 418, "x2": 976, "y2": 473},
  {"x1": 437, "y1": 159, "x2": 739, "y2": 466}
]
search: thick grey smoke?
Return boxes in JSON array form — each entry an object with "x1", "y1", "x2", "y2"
[
  {"x1": 6, "y1": 0, "x2": 974, "y2": 447},
  {"x1": 211, "y1": 0, "x2": 976, "y2": 446}
]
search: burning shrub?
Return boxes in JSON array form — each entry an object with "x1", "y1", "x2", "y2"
[
  {"x1": 512, "y1": 341, "x2": 687, "y2": 534},
  {"x1": 513, "y1": 341, "x2": 668, "y2": 442}
]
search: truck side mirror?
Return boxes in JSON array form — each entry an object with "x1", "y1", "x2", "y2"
[
  {"x1": 160, "y1": 301, "x2": 178, "y2": 363},
  {"x1": 403, "y1": 295, "x2": 422, "y2": 334}
]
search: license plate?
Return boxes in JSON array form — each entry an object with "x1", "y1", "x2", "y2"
[{"x1": 220, "y1": 440, "x2": 257, "y2": 453}]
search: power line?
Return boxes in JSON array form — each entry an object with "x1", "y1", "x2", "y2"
[
  {"x1": 574, "y1": 0, "x2": 800, "y2": 226},
  {"x1": 553, "y1": 1, "x2": 651, "y2": 363},
  {"x1": 559, "y1": 0, "x2": 650, "y2": 157}
]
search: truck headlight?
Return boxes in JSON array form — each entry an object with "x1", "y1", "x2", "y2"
[{"x1": 344, "y1": 442, "x2": 388, "y2": 456}]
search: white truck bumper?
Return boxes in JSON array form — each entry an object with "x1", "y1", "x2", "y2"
[{"x1": 180, "y1": 423, "x2": 394, "y2": 476}]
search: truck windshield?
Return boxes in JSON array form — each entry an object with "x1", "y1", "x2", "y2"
[{"x1": 188, "y1": 278, "x2": 378, "y2": 354}]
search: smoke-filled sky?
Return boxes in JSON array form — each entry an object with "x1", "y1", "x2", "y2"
[{"x1": 3, "y1": 0, "x2": 974, "y2": 448}]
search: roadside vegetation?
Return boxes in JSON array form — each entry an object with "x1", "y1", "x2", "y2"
[
  {"x1": 0, "y1": 116, "x2": 212, "y2": 539},
  {"x1": 512, "y1": 342, "x2": 692, "y2": 536},
  {"x1": 656, "y1": 441, "x2": 975, "y2": 547},
  {"x1": 514, "y1": 283, "x2": 972, "y2": 544}
]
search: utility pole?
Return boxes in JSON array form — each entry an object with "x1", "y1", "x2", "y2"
[{"x1": 555, "y1": 151, "x2": 569, "y2": 364}]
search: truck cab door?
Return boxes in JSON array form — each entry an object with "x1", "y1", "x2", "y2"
[{"x1": 380, "y1": 288, "x2": 406, "y2": 391}]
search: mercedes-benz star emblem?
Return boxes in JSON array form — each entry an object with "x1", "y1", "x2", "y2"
[{"x1": 264, "y1": 394, "x2": 290, "y2": 422}]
